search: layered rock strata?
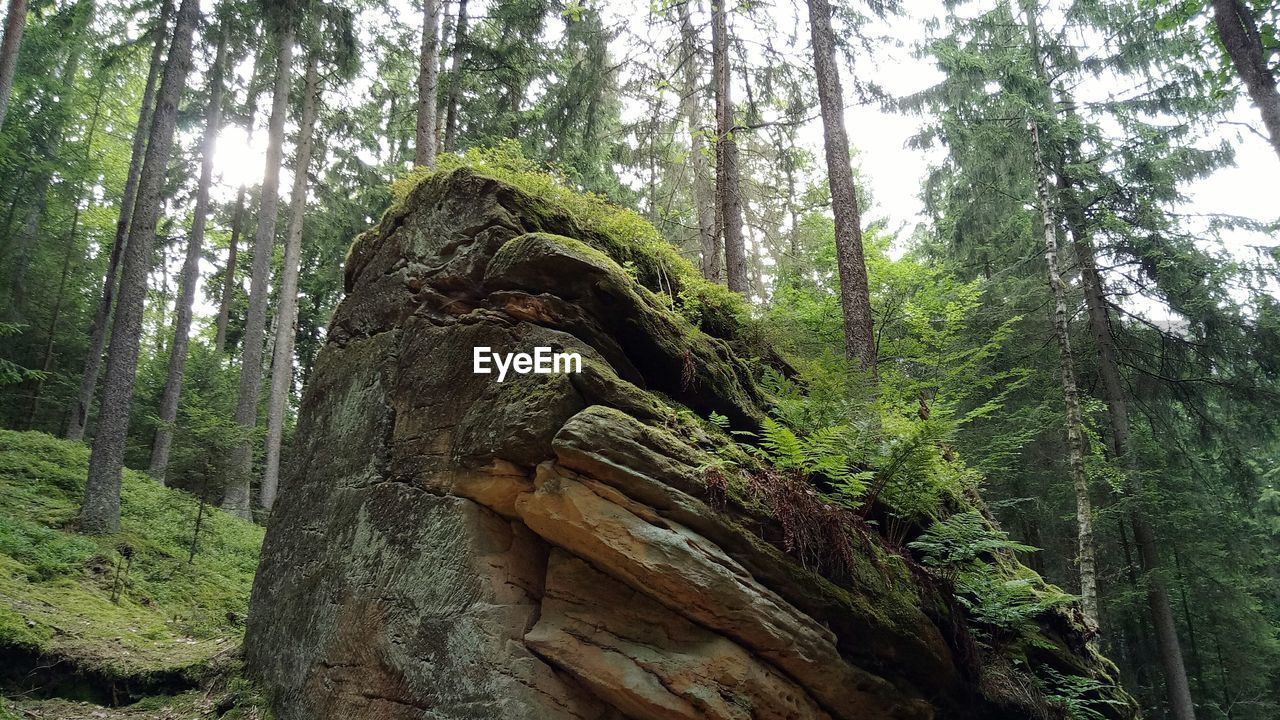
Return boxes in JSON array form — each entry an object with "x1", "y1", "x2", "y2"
[{"x1": 245, "y1": 169, "x2": 1135, "y2": 720}]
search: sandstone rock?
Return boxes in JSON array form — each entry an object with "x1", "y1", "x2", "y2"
[
  {"x1": 515, "y1": 463, "x2": 932, "y2": 720},
  {"x1": 246, "y1": 168, "x2": 1138, "y2": 720},
  {"x1": 527, "y1": 550, "x2": 835, "y2": 720}
]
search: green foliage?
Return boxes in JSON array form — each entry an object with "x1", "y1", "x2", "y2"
[
  {"x1": 1038, "y1": 667, "x2": 1132, "y2": 720},
  {"x1": 392, "y1": 142, "x2": 752, "y2": 337},
  {"x1": 736, "y1": 416, "x2": 873, "y2": 506},
  {"x1": 0, "y1": 430, "x2": 262, "y2": 676},
  {"x1": 0, "y1": 323, "x2": 46, "y2": 387},
  {"x1": 909, "y1": 510, "x2": 1071, "y2": 638}
]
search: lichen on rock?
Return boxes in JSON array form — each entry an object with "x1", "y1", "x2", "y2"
[{"x1": 245, "y1": 167, "x2": 1137, "y2": 720}]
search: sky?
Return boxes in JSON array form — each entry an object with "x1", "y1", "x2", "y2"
[{"x1": 200, "y1": 0, "x2": 1278, "y2": 307}]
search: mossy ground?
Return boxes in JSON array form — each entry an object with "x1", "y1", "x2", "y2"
[{"x1": 0, "y1": 430, "x2": 268, "y2": 717}]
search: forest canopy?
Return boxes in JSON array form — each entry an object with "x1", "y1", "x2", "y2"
[{"x1": 0, "y1": 0, "x2": 1277, "y2": 718}]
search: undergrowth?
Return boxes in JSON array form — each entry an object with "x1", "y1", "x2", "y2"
[{"x1": 0, "y1": 429, "x2": 263, "y2": 680}]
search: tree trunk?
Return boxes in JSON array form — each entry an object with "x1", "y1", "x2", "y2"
[
  {"x1": 710, "y1": 0, "x2": 746, "y2": 295},
  {"x1": 415, "y1": 0, "x2": 441, "y2": 167},
  {"x1": 261, "y1": 52, "x2": 319, "y2": 512},
  {"x1": 442, "y1": 0, "x2": 467, "y2": 152},
  {"x1": 1030, "y1": 121, "x2": 1100, "y2": 632},
  {"x1": 26, "y1": 88, "x2": 103, "y2": 429},
  {"x1": 1051, "y1": 97, "x2": 1198, "y2": 719},
  {"x1": 805, "y1": 0, "x2": 875, "y2": 371},
  {"x1": 1211, "y1": 0, "x2": 1280, "y2": 161},
  {"x1": 65, "y1": 0, "x2": 172, "y2": 441},
  {"x1": 214, "y1": 51, "x2": 264, "y2": 355},
  {"x1": 213, "y1": 186, "x2": 244, "y2": 353},
  {"x1": 0, "y1": 0, "x2": 29, "y2": 133},
  {"x1": 80, "y1": 0, "x2": 201, "y2": 535},
  {"x1": 223, "y1": 17, "x2": 295, "y2": 520},
  {"x1": 677, "y1": 0, "x2": 719, "y2": 283},
  {"x1": 6, "y1": 184, "x2": 45, "y2": 322},
  {"x1": 149, "y1": 28, "x2": 225, "y2": 484}
]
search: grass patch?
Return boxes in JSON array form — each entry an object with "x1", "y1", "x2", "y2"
[{"x1": 0, "y1": 429, "x2": 263, "y2": 684}]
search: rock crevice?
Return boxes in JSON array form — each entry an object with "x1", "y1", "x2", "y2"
[{"x1": 246, "y1": 169, "x2": 1134, "y2": 720}]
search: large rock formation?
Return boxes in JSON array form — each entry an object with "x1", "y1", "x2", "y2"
[{"x1": 245, "y1": 168, "x2": 1136, "y2": 720}]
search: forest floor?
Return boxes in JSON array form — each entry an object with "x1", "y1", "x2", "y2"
[{"x1": 0, "y1": 431, "x2": 268, "y2": 719}]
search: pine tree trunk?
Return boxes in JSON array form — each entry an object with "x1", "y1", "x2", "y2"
[
  {"x1": 415, "y1": 0, "x2": 441, "y2": 167},
  {"x1": 6, "y1": 184, "x2": 45, "y2": 322},
  {"x1": 80, "y1": 0, "x2": 201, "y2": 535},
  {"x1": 1211, "y1": 0, "x2": 1280, "y2": 160},
  {"x1": 0, "y1": 0, "x2": 29, "y2": 134},
  {"x1": 805, "y1": 0, "x2": 875, "y2": 371},
  {"x1": 214, "y1": 51, "x2": 264, "y2": 355},
  {"x1": 434, "y1": 0, "x2": 452, "y2": 153},
  {"x1": 149, "y1": 29, "x2": 225, "y2": 484},
  {"x1": 214, "y1": 186, "x2": 244, "y2": 353},
  {"x1": 261, "y1": 52, "x2": 319, "y2": 512},
  {"x1": 710, "y1": 0, "x2": 746, "y2": 295},
  {"x1": 223, "y1": 17, "x2": 295, "y2": 520},
  {"x1": 443, "y1": 0, "x2": 467, "y2": 153},
  {"x1": 65, "y1": 0, "x2": 172, "y2": 441},
  {"x1": 26, "y1": 89, "x2": 103, "y2": 429},
  {"x1": 677, "y1": 0, "x2": 719, "y2": 283},
  {"x1": 1029, "y1": 121, "x2": 1100, "y2": 632}
]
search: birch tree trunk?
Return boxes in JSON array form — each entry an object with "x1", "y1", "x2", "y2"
[
  {"x1": 81, "y1": 0, "x2": 201, "y2": 534},
  {"x1": 223, "y1": 17, "x2": 295, "y2": 520},
  {"x1": 65, "y1": 0, "x2": 172, "y2": 441},
  {"x1": 415, "y1": 0, "x2": 441, "y2": 167},
  {"x1": 677, "y1": 0, "x2": 719, "y2": 283},
  {"x1": 1030, "y1": 121, "x2": 1099, "y2": 632},
  {"x1": 1055, "y1": 118, "x2": 1199, "y2": 720},
  {"x1": 0, "y1": 0, "x2": 29, "y2": 134},
  {"x1": 149, "y1": 29, "x2": 225, "y2": 484},
  {"x1": 261, "y1": 52, "x2": 320, "y2": 512},
  {"x1": 710, "y1": 0, "x2": 746, "y2": 295},
  {"x1": 805, "y1": 0, "x2": 875, "y2": 371},
  {"x1": 1212, "y1": 0, "x2": 1280, "y2": 161}
]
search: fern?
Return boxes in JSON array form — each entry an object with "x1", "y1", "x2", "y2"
[
  {"x1": 1037, "y1": 667, "x2": 1129, "y2": 720},
  {"x1": 910, "y1": 511, "x2": 1068, "y2": 638}
]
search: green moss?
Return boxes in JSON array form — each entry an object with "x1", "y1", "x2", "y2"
[
  {"x1": 390, "y1": 142, "x2": 752, "y2": 339},
  {"x1": 0, "y1": 430, "x2": 263, "y2": 681}
]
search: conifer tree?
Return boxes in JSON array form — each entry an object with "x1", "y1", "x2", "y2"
[{"x1": 81, "y1": 0, "x2": 202, "y2": 533}]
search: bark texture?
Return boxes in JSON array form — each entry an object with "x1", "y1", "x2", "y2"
[
  {"x1": 0, "y1": 0, "x2": 29, "y2": 133},
  {"x1": 213, "y1": 186, "x2": 244, "y2": 353},
  {"x1": 224, "y1": 18, "x2": 295, "y2": 519},
  {"x1": 80, "y1": 0, "x2": 200, "y2": 534},
  {"x1": 805, "y1": 0, "x2": 875, "y2": 371},
  {"x1": 442, "y1": 0, "x2": 467, "y2": 153},
  {"x1": 677, "y1": 0, "x2": 719, "y2": 283},
  {"x1": 710, "y1": 0, "x2": 746, "y2": 295},
  {"x1": 414, "y1": 0, "x2": 441, "y2": 167},
  {"x1": 149, "y1": 29, "x2": 225, "y2": 483},
  {"x1": 1030, "y1": 122, "x2": 1099, "y2": 631},
  {"x1": 1212, "y1": 0, "x2": 1280, "y2": 160},
  {"x1": 261, "y1": 52, "x2": 320, "y2": 512},
  {"x1": 65, "y1": 0, "x2": 172, "y2": 441}
]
